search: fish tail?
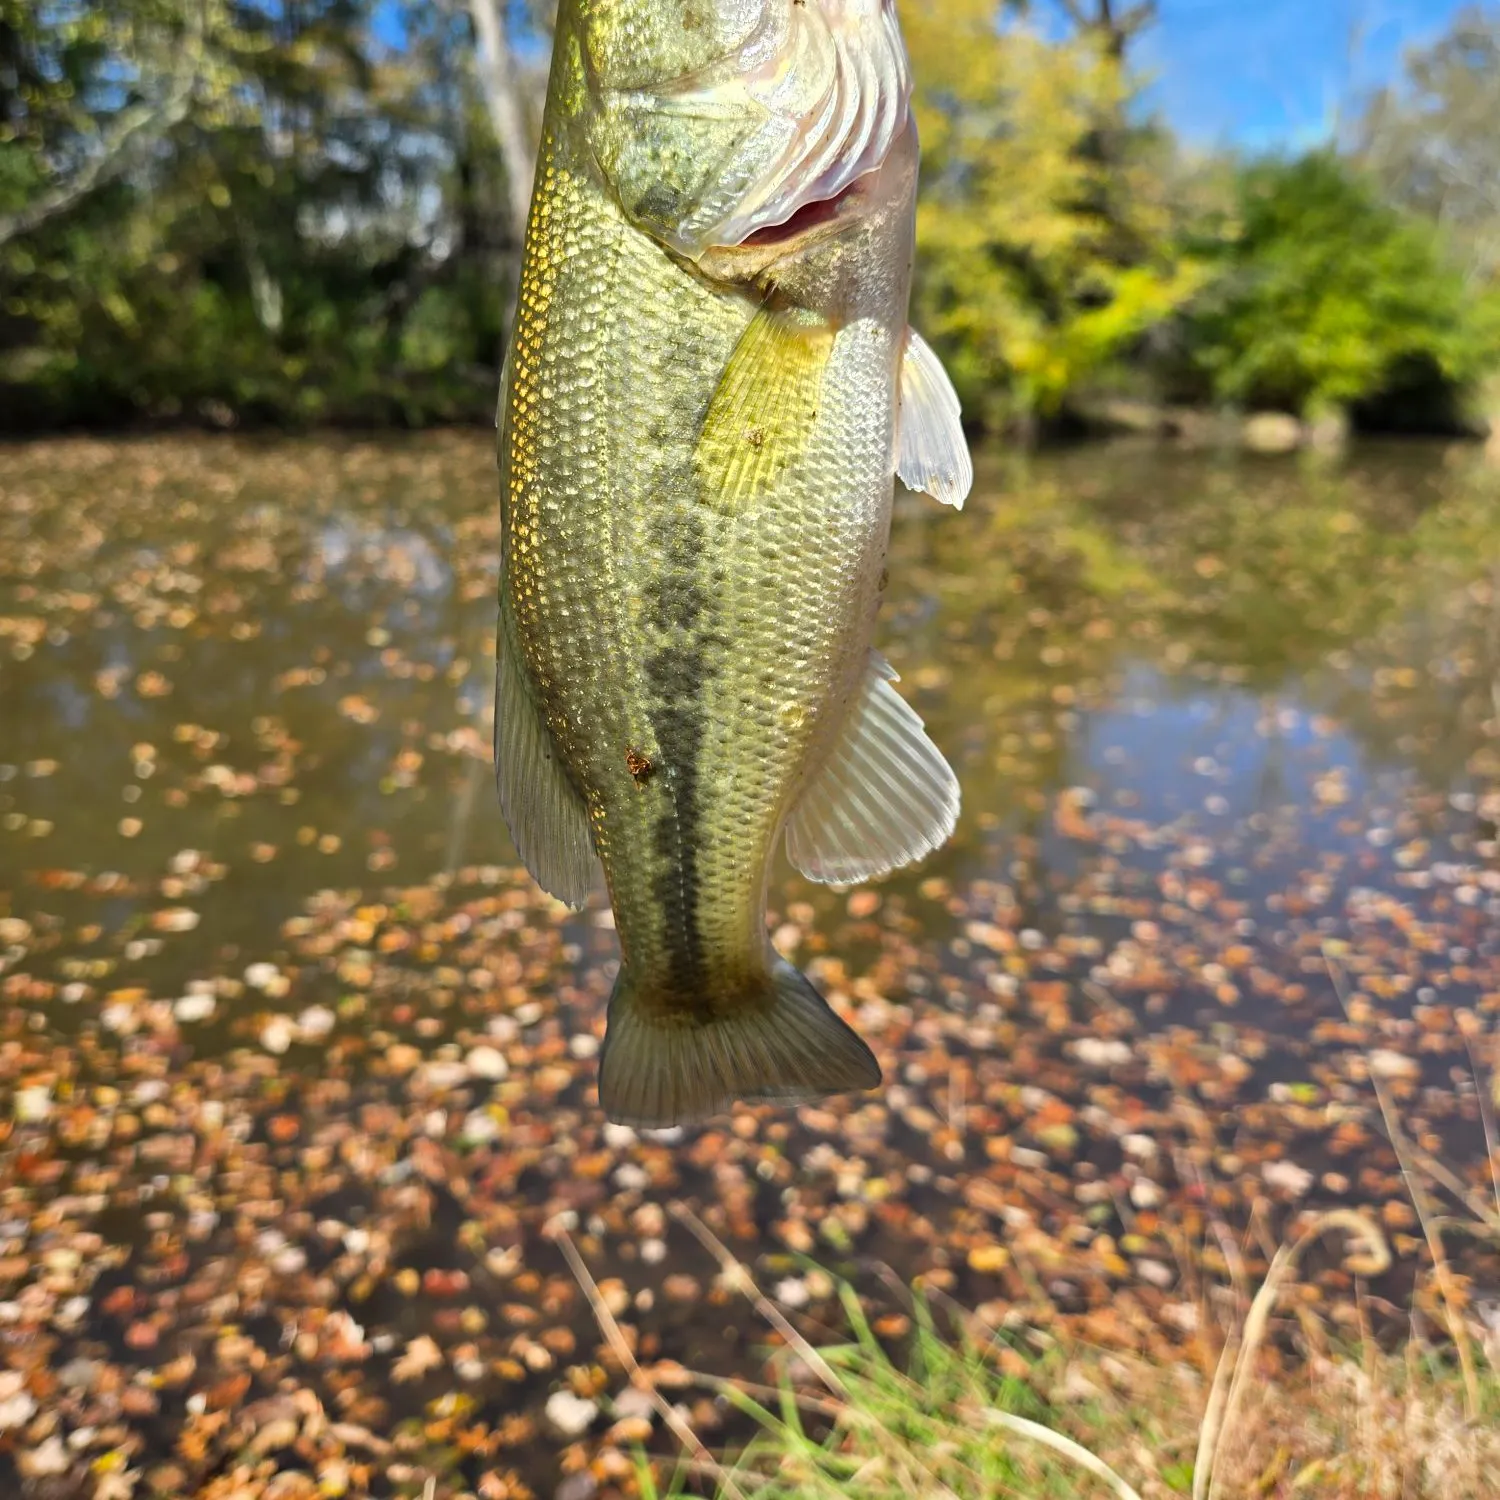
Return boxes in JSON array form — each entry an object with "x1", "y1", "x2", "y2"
[{"x1": 598, "y1": 958, "x2": 881, "y2": 1128}]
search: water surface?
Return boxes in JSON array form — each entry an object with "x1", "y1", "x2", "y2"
[{"x1": 1, "y1": 434, "x2": 1497, "y2": 1494}]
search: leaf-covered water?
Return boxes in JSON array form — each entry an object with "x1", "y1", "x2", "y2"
[{"x1": 1, "y1": 434, "x2": 1497, "y2": 1498}]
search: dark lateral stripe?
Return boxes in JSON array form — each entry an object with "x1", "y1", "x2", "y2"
[{"x1": 642, "y1": 506, "x2": 719, "y2": 1012}]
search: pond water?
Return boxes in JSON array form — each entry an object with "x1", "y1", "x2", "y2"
[{"x1": 1, "y1": 434, "x2": 1498, "y2": 1496}]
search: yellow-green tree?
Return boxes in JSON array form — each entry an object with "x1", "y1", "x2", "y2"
[{"x1": 903, "y1": 0, "x2": 1202, "y2": 426}]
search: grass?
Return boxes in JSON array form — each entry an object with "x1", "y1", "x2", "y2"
[
  {"x1": 634, "y1": 1286, "x2": 1167, "y2": 1500},
  {"x1": 552, "y1": 998, "x2": 1500, "y2": 1500},
  {"x1": 616, "y1": 1237, "x2": 1500, "y2": 1500}
]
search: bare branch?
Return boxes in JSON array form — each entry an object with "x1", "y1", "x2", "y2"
[
  {"x1": 0, "y1": 4, "x2": 205, "y2": 248},
  {"x1": 1058, "y1": 0, "x2": 1157, "y2": 57},
  {"x1": 466, "y1": 0, "x2": 537, "y2": 244}
]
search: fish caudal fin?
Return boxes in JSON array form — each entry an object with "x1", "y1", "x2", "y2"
[
  {"x1": 597, "y1": 959, "x2": 880, "y2": 1128},
  {"x1": 896, "y1": 327, "x2": 972, "y2": 510},
  {"x1": 786, "y1": 650, "x2": 960, "y2": 885}
]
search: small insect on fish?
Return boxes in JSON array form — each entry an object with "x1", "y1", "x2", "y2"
[{"x1": 493, "y1": 0, "x2": 972, "y2": 1127}]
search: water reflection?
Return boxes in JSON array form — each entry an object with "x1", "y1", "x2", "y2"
[{"x1": 1, "y1": 434, "x2": 1497, "y2": 1023}]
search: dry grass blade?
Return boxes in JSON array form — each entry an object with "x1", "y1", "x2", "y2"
[
  {"x1": 1355, "y1": 1282, "x2": 1381, "y2": 1487},
  {"x1": 948, "y1": 1062, "x2": 967, "y2": 1138},
  {"x1": 670, "y1": 1202, "x2": 1151, "y2": 1500},
  {"x1": 1192, "y1": 1303, "x2": 1245, "y2": 1500},
  {"x1": 980, "y1": 1409, "x2": 1145, "y2": 1500},
  {"x1": 669, "y1": 1201, "x2": 850, "y2": 1400},
  {"x1": 1325, "y1": 946, "x2": 1483, "y2": 1420},
  {"x1": 1465, "y1": 1034, "x2": 1500, "y2": 1229},
  {"x1": 1197, "y1": 1210, "x2": 1391, "y2": 1500},
  {"x1": 550, "y1": 1219, "x2": 750, "y2": 1500},
  {"x1": 1319, "y1": 963, "x2": 1498, "y2": 1231},
  {"x1": 687, "y1": 1370, "x2": 844, "y2": 1421},
  {"x1": 1402, "y1": 1138, "x2": 1500, "y2": 1231}
]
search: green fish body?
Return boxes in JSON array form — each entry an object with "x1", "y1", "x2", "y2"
[{"x1": 495, "y1": 0, "x2": 972, "y2": 1125}]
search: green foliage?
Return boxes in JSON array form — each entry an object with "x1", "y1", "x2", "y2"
[
  {"x1": 0, "y1": 0, "x2": 518, "y2": 428},
  {"x1": 1177, "y1": 153, "x2": 1497, "y2": 416},
  {"x1": 640, "y1": 1261, "x2": 1500, "y2": 1500},
  {"x1": 2, "y1": 0, "x2": 1499, "y2": 429},
  {"x1": 903, "y1": 1, "x2": 1205, "y2": 424}
]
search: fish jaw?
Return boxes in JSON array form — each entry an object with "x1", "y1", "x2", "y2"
[
  {"x1": 672, "y1": 0, "x2": 913, "y2": 254},
  {"x1": 582, "y1": 0, "x2": 915, "y2": 267}
]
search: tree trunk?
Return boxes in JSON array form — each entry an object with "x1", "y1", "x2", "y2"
[
  {"x1": 466, "y1": 0, "x2": 536, "y2": 246},
  {"x1": 1059, "y1": 0, "x2": 1156, "y2": 61}
]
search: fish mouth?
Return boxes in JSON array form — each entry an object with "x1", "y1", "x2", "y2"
[{"x1": 736, "y1": 177, "x2": 864, "y2": 249}]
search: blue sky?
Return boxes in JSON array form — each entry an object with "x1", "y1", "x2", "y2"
[
  {"x1": 381, "y1": 1, "x2": 1490, "y2": 153},
  {"x1": 1134, "y1": 0, "x2": 1486, "y2": 148}
]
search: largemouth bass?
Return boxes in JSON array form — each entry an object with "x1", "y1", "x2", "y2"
[{"x1": 494, "y1": 0, "x2": 972, "y2": 1127}]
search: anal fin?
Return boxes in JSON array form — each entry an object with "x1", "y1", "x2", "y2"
[
  {"x1": 786, "y1": 650, "x2": 960, "y2": 885},
  {"x1": 493, "y1": 602, "x2": 599, "y2": 909},
  {"x1": 896, "y1": 327, "x2": 973, "y2": 509}
]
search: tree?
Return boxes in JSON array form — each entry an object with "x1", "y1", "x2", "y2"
[
  {"x1": 1055, "y1": 0, "x2": 1156, "y2": 61},
  {"x1": 4, "y1": 0, "x2": 1497, "y2": 433},
  {"x1": 0, "y1": 0, "x2": 206, "y2": 247},
  {"x1": 0, "y1": 0, "x2": 543, "y2": 427},
  {"x1": 902, "y1": 0, "x2": 1202, "y2": 426},
  {"x1": 1179, "y1": 153, "x2": 1497, "y2": 421},
  {"x1": 1355, "y1": 6, "x2": 1500, "y2": 284},
  {"x1": 465, "y1": 0, "x2": 541, "y2": 242}
]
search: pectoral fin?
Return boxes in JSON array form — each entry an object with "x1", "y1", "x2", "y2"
[
  {"x1": 493, "y1": 601, "x2": 599, "y2": 909},
  {"x1": 696, "y1": 303, "x2": 835, "y2": 513},
  {"x1": 896, "y1": 328, "x2": 972, "y2": 509},
  {"x1": 785, "y1": 651, "x2": 960, "y2": 885}
]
